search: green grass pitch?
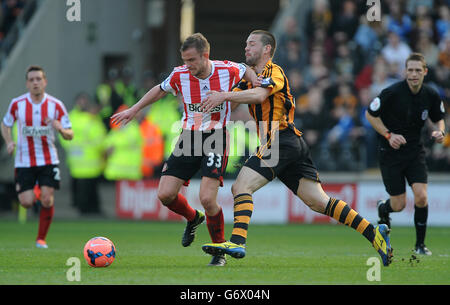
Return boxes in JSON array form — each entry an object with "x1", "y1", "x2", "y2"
[{"x1": 0, "y1": 220, "x2": 449, "y2": 285}]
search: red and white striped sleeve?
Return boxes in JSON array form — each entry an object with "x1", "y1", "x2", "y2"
[
  {"x1": 2, "y1": 99, "x2": 19, "y2": 127},
  {"x1": 160, "y1": 67, "x2": 184, "y2": 95}
]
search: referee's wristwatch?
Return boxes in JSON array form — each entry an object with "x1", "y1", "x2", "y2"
[{"x1": 384, "y1": 131, "x2": 391, "y2": 140}]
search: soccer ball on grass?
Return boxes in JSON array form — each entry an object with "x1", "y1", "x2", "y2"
[{"x1": 83, "y1": 236, "x2": 116, "y2": 267}]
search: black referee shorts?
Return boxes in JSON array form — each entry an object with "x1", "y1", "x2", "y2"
[
  {"x1": 244, "y1": 128, "x2": 320, "y2": 194},
  {"x1": 378, "y1": 147, "x2": 428, "y2": 196}
]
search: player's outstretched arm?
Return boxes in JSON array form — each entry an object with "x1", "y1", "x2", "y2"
[
  {"x1": 1, "y1": 122, "x2": 15, "y2": 155},
  {"x1": 110, "y1": 85, "x2": 167, "y2": 126},
  {"x1": 200, "y1": 87, "x2": 270, "y2": 113}
]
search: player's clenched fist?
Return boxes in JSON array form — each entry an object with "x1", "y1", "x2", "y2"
[
  {"x1": 6, "y1": 141, "x2": 15, "y2": 155},
  {"x1": 388, "y1": 133, "x2": 407, "y2": 150}
]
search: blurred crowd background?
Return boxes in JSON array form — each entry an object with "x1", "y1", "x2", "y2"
[
  {"x1": 0, "y1": 0, "x2": 25, "y2": 45},
  {"x1": 0, "y1": 0, "x2": 449, "y2": 215},
  {"x1": 275, "y1": 0, "x2": 450, "y2": 172}
]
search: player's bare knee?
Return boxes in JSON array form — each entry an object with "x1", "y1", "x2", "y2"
[
  {"x1": 20, "y1": 201, "x2": 34, "y2": 209},
  {"x1": 306, "y1": 198, "x2": 326, "y2": 214},
  {"x1": 414, "y1": 194, "x2": 428, "y2": 208},
  {"x1": 231, "y1": 182, "x2": 239, "y2": 196},
  {"x1": 40, "y1": 198, "x2": 54, "y2": 208},
  {"x1": 231, "y1": 182, "x2": 251, "y2": 197},
  {"x1": 297, "y1": 191, "x2": 327, "y2": 214},
  {"x1": 200, "y1": 197, "x2": 219, "y2": 215},
  {"x1": 199, "y1": 193, "x2": 214, "y2": 207},
  {"x1": 40, "y1": 193, "x2": 53, "y2": 208},
  {"x1": 157, "y1": 190, "x2": 177, "y2": 206}
]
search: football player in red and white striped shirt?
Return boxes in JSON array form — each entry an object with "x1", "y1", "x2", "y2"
[
  {"x1": 1, "y1": 66, "x2": 73, "y2": 248},
  {"x1": 111, "y1": 33, "x2": 259, "y2": 266}
]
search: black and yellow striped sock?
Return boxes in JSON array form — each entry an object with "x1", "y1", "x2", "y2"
[
  {"x1": 229, "y1": 193, "x2": 254, "y2": 245},
  {"x1": 325, "y1": 198, "x2": 375, "y2": 243}
]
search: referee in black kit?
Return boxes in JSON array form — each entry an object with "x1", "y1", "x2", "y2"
[{"x1": 365, "y1": 53, "x2": 446, "y2": 256}]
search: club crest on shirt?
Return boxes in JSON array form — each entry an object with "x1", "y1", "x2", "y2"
[
  {"x1": 260, "y1": 77, "x2": 275, "y2": 88},
  {"x1": 421, "y1": 109, "x2": 428, "y2": 121}
]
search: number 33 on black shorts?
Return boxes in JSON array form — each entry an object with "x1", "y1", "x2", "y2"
[{"x1": 161, "y1": 129, "x2": 229, "y2": 186}]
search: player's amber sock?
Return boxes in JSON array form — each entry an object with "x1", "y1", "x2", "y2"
[
  {"x1": 206, "y1": 208, "x2": 225, "y2": 243},
  {"x1": 37, "y1": 205, "x2": 54, "y2": 241},
  {"x1": 229, "y1": 193, "x2": 253, "y2": 245},
  {"x1": 166, "y1": 193, "x2": 196, "y2": 222},
  {"x1": 325, "y1": 198, "x2": 375, "y2": 243}
]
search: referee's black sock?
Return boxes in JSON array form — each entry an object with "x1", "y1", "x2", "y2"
[{"x1": 414, "y1": 205, "x2": 428, "y2": 247}]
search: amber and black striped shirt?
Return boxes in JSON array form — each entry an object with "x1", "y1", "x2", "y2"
[{"x1": 234, "y1": 60, "x2": 302, "y2": 143}]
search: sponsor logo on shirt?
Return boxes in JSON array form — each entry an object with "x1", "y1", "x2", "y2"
[
  {"x1": 22, "y1": 126, "x2": 52, "y2": 137},
  {"x1": 188, "y1": 103, "x2": 225, "y2": 113}
]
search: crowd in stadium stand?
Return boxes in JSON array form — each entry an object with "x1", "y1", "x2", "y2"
[
  {"x1": 1, "y1": 0, "x2": 449, "y2": 177},
  {"x1": 274, "y1": 0, "x2": 450, "y2": 172},
  {"x1": 71, "y1": 0, "x2": 450, "y2": 184},
  {"x1": 0, "y1": 0, "x2": 26, "y2": 47}
]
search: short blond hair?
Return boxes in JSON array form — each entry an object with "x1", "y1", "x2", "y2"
[{"x1": 180, "y1": 33, "x2": 210, "y2": 54}]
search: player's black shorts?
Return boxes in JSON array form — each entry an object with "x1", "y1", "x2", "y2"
[
  {"x1": 161, "y1": 128, "x2": 229, "y2": 186},
  {"x1": 378, "y1": 146, "x2": 428, "y2": 196},
  {"x1": 244, "y1": 128, "x2": 320, "y2": 194},
  {"x1": 15, "y1": 165, "x2": 61, "y2": 194}
]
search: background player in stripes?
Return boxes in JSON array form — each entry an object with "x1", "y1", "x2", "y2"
[
  {"x1": 1, "y1": 65, "x2": 73, "y2": 248},
  {"x1": 200, "y1": 30, "x2": 393, "y2": 266},
  {"x1": 111, "y1": 33, "x2": 259, "y2": 266}
]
